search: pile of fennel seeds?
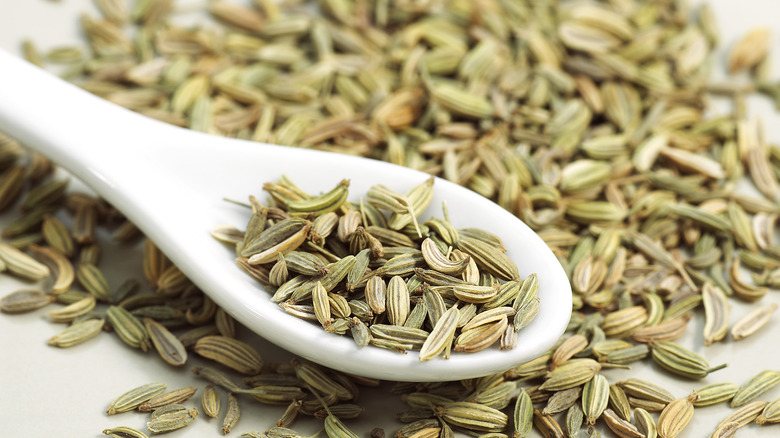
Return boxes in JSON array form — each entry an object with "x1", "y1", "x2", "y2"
[
  {"x1": 213, "y1": 175, "x2": 538, "y2": 360},
  {"x1": 3, "y1": 0, "x2": 780, "y2": 435}
]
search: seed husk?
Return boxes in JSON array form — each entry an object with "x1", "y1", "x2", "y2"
[
  {"x1": 222, "y1": 392, "x2": 240, "y2": 435},
  {"x1": 731, "y1": 303, "x2": 777, "y2": 341},
  {"x1": 702, "y1": 282, "x2": 730, "y2": 346}
]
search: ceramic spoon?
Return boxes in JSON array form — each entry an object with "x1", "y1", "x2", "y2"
[{"x1": 0, "y1": 50, "x2": 571, "y2": 381}]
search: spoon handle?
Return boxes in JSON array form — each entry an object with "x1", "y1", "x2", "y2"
[
  {"x1": 0, "y1": 49, "x2": 216, "y2": 251},
  {"x1": 0, "y1": 49, "x2": 191, "y2": 187}
]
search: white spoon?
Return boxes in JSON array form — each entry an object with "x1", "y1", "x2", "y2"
[{"x1": 0, "y1": 49, "x2": 571, "y2": 382}]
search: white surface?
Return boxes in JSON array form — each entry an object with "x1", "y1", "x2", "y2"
[{"x1": 0, "y1": 0, "x2": 779, "y2": 437}]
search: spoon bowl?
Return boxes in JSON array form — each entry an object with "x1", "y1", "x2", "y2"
[{"x1": 0, "y1": 50, "x2": 571, "y2": 381}]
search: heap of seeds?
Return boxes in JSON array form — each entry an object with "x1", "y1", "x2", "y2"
[
  {"x1": 213, "y1": 175, "x2": 538, "y2": 359},
  {"x1": 4, "y1": 0, "x2": 780, "y2": 435}
]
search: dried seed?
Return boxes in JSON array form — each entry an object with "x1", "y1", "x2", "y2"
[
  {"x1": 457, "y1": 237, "x2": 519, "y2": 280},
  {"x1": 28, "y1": 244, "x2": 74, "y2": 294},
  {"x1": 47, "y1": 318, "x2": 104, "y2": 348},
  {"x1": 634, "y1": 408, "x2": 656, "y2": 438},
  {"x1": 386, "y1": 275, "x2": 410, "y2": 326},
  {"x1": 139, "y1": 387, "x2": 198, "y2": 412},
  {"x1": 76, "y1": 262, "x2": 112, "y2": 302},
  {"x1": 608, "y1": 384, "x2": 631, "y2": 422},
  {"x1": 419, "y1": 305, "x2": 458, "y2": 361},
  {"x1": 600, "y1": 306, "x2": 647, "y2": 338},
  {"x1": 41, "y1": 215, "x2": 74, "y2": 257},
  {"x1": 0, "y1": 289, "x2": 55, "y2": 313},
  {"x1": 513, "y1": 388, "x2": 533, "y2": 438},
  {"x1": 717, "y1": 400, "x2": 769, "y2": 428},
  {"x1": 756, "y1": 397, "x2": 780, "y2": 424},
  {"x1": 194, "y1": 336, "x2": 264, "y2": 375},
  {"x1": 631, "y1": 316, "x2": 690, "y2": 344},
  {"x1": 435, "y1": 402, "x2": 508, "y2": 433},
  {"x1": 453, "y1": 315, "x2": 507, "y2": 353},
  {"x1": 144, "y1": 317, "x2": 188, "y2": 366},
  {"x1": 0, "y1": 242, "x2": 50, "y2": 280},
  {"x1": 542, "y1": 387, "x2": 581, "y2": 416},
  {"x1": 102, "y1": 426, "x2": 149, "y2": 438},
  {"x1": 651, "y1": 341, "x2": 727, "y2": 379},
  {"x1": 618, "y1": 379, "x2": 674, "y2": 406},
  {"x1": 731, "y1": 370, "x2": 780, "y2": 408},
  {"x1": 202, "y1": 384, "x2": 221, "y2": 418},
  {"x1": 657, "y1": 392, "x2": 698, "y2": 438},
  {"x1": 582, "y1": 374, "x2": 609, "y2": 425},
  {"x1": 565, "y1": 404, "x2": 583, "y2": 438},
  {"x1": 291, "y1": 360, "x2": 351, "y2": 400},
  {"x1": 728, "y1": 259, "x2": 768, "y2": 302},
  {"x1": 147, "y1": 404, "x2": 198, "y2": 434},
  {"x1": 107, "y1": 382, "x2": 167, "y2": 415},
  {"x1": 48, "y1": 294, "x2": 96, "y2": 323},
  {"x1": 324, "y1": 412, "x2": 359, "y2": 438},
  {"x1": 694, "y1": 382, "x2": 739, "y2": 407},
  {"x1": 728, "y1": 28, "x2": 771, "y2": 73},
  {"x1": 551, "y1": 334, "x2": 588, "y2": 370},
  {"x1": 541, "y1": 359, "x2": 602, "y2": 392},
  {"x1": 531, "y1": 408, "x2": 565, "y2": 437}
]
